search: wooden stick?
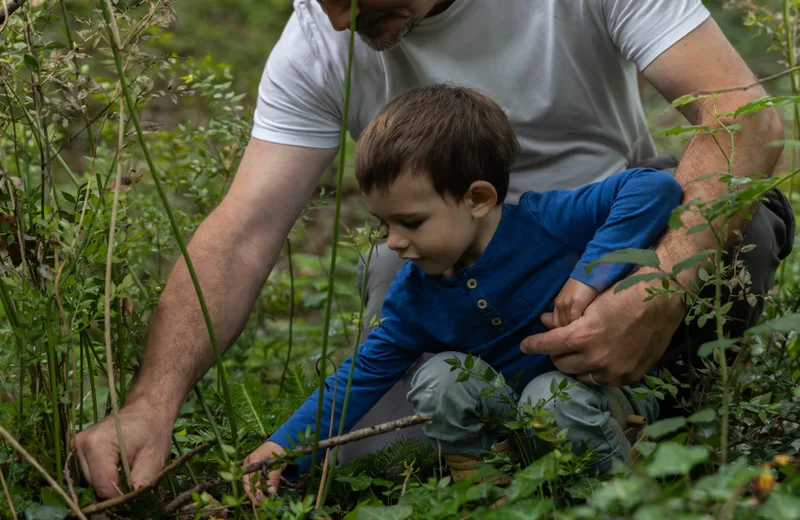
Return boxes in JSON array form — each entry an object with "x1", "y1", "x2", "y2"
[
  {"x1": 164, "y1": 414, "x2": 432, "y2": 514},
  {"x1": 80, "y1": 442, "x2": 211, "y2": 515},
  {"x1": 0, "y1": 463, "x2": 17, "y2": 520},
  {"x1": 0, "y1": 425, "x2": 88, "y2": 520}
]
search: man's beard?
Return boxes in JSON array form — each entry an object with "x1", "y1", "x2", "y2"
[{"x1": 356, "y1": 11, "x2": 415, "y2": 51}]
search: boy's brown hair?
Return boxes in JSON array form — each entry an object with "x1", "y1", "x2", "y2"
[{"x1": 355, "y1": 84, "x2": 519, "y2": 204}]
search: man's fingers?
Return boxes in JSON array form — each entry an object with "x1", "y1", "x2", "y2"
[
  {"x1": 551, "y1": 352, "x2": 594, "y2": 376},
  {"x1": 129, "y1": 448, "x2": 165, "y2": 491},
  {"x1": 521, "y1": 321, "x2": 578, "y2": 356},
  {"x1": 79, "y1": 437, "x2": 123, "y2": 499}
]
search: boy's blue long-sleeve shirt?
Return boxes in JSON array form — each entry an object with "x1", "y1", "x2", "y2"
[{"x1": 269, "y1": 168, "x2": 683, "y2": 472}]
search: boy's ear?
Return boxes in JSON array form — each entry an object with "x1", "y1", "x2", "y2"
[{"x1": 466, "y1": 181, "x2": 498, "y2": 218}]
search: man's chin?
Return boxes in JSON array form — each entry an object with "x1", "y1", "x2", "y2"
[{"x1": 358, "y1": 23, "x2": 413, "y2": 51}]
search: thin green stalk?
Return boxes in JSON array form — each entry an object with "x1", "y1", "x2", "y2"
[
  {"x1": 310, "y1": 0, "x2": 358, "y2": 482},
  {"x1": 117, "y1": 301, "x2": 126, "y2": 405},
  {"x1": 714, "y1": 222, "x2": 729, "y2": 465},
  {"x1": 80, "y1": 333, "x2": 99, "y2": 424},
  {"x1": 45, "y1": 304, "x2": 63, "y2": 485},
  {"x1": 278, "y1": 238, "x2": 295, "y2": 396},
  {"x1": 782, "y1": 0, "x2": 798, "y2": 283},
  {"x1": 241, "y1": 384, "x2": 266, "y2": 438},
  {"x1": 193, "y1": 387, "x2": 228, "y2": 462},
  {"x1": 172, "y1": 435, "x2": 199, "y2": 486},
  {"x1": 78, "y1": 332, "x2": 85, "y2": 431},
  {"x1": 320, "y1": 236, "x2": 376, "y2": 505},
  {"x1": 97, "y1": 0, "x2": 238, "y2": 447},
  {"x1": 0, "y1": 280, "x2": 25, "y2": 423}
]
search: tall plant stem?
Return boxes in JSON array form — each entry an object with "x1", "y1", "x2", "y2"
[
  {"x1": 97, "y1": 0, "x2": 238, "y2": 446},
  {"x1": 310, "y1": 0, "x2": 357, "y2": 480},
  {"x1": 103, "y1": 87, "x2": 133, "y2": 488},
  {"x1": 45, "y1": 304, "x2": 63, "y2": 485},
  {"x1": 320, "y1": 236, "x2": 376, "y2": 506},
  {"x1": 782, "y1": 0, "x2": 798, "y2": 284},
  {"x1": 278, "y1": 238, "x2": 295, "y2": 396}
]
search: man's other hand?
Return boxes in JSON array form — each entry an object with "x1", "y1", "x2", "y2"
[{"x1": 522, "y1": 278, "x2": 683, "y2": 387}]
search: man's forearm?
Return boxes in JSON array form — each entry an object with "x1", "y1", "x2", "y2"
[
  {"x1": 125, "y1": 207, "x2": 279, "y2": 417},
  {"x1": 656, "y1": 99, "x2": 784, "y2": 282}
]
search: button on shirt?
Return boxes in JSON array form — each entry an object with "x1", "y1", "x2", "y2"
[{"x1": 270, "y1": 168, "x2": 683, "y2": 471}]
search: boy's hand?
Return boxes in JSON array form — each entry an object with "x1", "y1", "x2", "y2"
[
  {"x1": 546, "y1": 278, "x2": 599, "y2": 328},
  {"x1": 242, "y1": 441, "x2": 286, "y2": 504}
]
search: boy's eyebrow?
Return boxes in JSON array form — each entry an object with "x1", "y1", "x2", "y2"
[{"x1": 369, "y1": 211, "x2": 425, "y2": 220}]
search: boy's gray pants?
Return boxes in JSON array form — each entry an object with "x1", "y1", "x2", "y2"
[{"x1": 337, "y1": 158, "x2": 795, "y2": 463}]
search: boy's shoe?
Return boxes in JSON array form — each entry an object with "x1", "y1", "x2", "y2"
[
  {"x1": 443, "y1": 440, "x2": 513, "y2": 509},
  {"x1": 624, "y1": 414, "x2": 649, "y2": 466}
]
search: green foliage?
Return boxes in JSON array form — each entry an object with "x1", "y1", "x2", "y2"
[{"x1": 0, "y1": 0, "x2": 799, "y2": 519}]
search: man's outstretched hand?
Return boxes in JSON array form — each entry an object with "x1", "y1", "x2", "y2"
[
  {"x1": 522, "y1": 277, "x2": 684, "y2": 387},
  {"x1": 72, "y1": 400, "x2": 174, "y2": 499}
]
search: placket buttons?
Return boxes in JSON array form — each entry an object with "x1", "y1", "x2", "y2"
[
  {"x1": 477, "y1": 299, "x2": 488, "y2": 309},
  {"x1": 492, "y1": 317, "x2": 502, "y2": 326},
  {"x1": 467, "y1": 278, "x2": 478, "y2": 289}
]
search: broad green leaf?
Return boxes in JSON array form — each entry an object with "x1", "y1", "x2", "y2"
[
  {"x1": 757, "y1": 492, "x2": 800, "y2": 520},
  {"x1": 337, "y1": 475, "x2": 373, "y2": 491},
  {"x1": 671, "y1": 93, "x2": 700, "y2": 108},
  {"x1": 634, "y1": 441, "x2": 658, "y2": 457},
  {"x1": 670, "y1": 249, "x2": 715, "y2": 276},
  {"x1": 588, "y1": 477, "x2": 645, "y2": 511},
  {"x1": 646, "y1": 443, "x2": 709, "y2": 477},
  {"x1": 565, "y1": 478, "x2": 602, "y2": 499},
  {"x1": 697, "y1": 338, "x2": 738, "y2": 359},
  {"x1": 642, "y1": 417, "x2": 686, "y2": 439},
  {"x1": 657, "y1": 124, "x2": 708, "y2": 136},
  {"x1": 505, "y1": 453, "x2": 557, "y2": 503},
  {"x1": 693, "y1": 458, "x2": 758, "y2": 501},
  {"x1": 687, "y1": 223, "x2": 711, "y2": 236},
  {"x1": 687, "y1": 408, "x2": 716, "y2": 423},
  {"x1": 745, "y1": 313, "x2": 800, "y2": 336},
  {"x1": 586, "y1": 248, "x2": 660, "y2": 274},
  {"x1": 23, "y1": 504, "x2": 69, "y2": 520},
  {"x1": 614, "y1": 272, "x2": 667, "y2": 293},
  {"x1": 357, "y1": 504, "x2": 413, "y2": 520},
  {"x1": 24, "y1": 54, "x2": 39, "y2": 72}
]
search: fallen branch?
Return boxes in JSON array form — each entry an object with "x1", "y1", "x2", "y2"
[
  {"x1": 0, "y1": 425, "x2": 88, "y2": 520},
  {"x1": 0, "y1": 0, "x2": 28, "y2": 30},
  {"x1": 80, "y1": 442, "x2": 211, "y2": 515},
  {"x1": 164, "y1": 414, "x2": 432, "y2": 514}
]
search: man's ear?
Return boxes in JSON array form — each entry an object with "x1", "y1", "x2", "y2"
[{"x1": 466, "y1": 181, "x2": 498, "y2": 218}]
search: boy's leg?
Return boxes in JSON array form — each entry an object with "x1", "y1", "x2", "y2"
[
  {"x1": 407, "y1": 352, "x2": 517, "y2": 455},
  {"x1": 337, "y1": 243, "x2": 429, "y2": 462},
  {"x1": 519, "y1": 371, "x2": 658, "y2": 472}
]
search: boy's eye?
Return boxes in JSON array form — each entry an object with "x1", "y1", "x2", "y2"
[{"x1": 401, "y1": 219, "x2": 424, "y2": 230}]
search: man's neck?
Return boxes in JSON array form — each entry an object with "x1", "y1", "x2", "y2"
[{"x1": 427, "y1": 0, "x2": 456, "y2": 18}]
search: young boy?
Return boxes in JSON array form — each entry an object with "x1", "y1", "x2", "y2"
[{"x1": 243, "y1": 84, "x2": 683, "y2": 500}]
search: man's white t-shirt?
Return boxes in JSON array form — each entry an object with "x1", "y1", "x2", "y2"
[{"x1": 252, "y1": 0, "x2": 709, "y2": 203}]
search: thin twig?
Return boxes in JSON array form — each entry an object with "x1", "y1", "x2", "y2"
[
  {"x1": 80, "y1": 442, "x2": 211, "y2": 515},
  {"x1": 64, "y1": 451, "x2": 79, "y2": 506},
  {"x1": 689, "y1": 65, "x2": 800, "y2": 97},
  {"x1": 102, "y1": 84, "x2": 133, "y2": 488},
  {"x1": 0, "y1": 464, "x2": 17, "y2": 520},
  {"x1": 164, "y1": 415, "x2": 432, "y2": 514},
  {"x1": 316, "y1": 374, "x2": 339, "y2": 509},
  {"x1": 0, "y1": 425, "x2": 88, "y2": 520}
]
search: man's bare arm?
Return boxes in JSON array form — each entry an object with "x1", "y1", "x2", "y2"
[
  {"x1": 128, "y1": 139, "x2": 338, "y2": 416},
  {"x1": 74, "y1": 139, "x2": 337, "y2": 498},
  {"x1": 643, "y1": 17, "x2": 785, "y2": 283},
  {"x1": 521, "y1": 17, "x2": 785, "y2": 386}
]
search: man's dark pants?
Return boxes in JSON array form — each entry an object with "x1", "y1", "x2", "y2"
[{"x1": 337, "y1": 157, "x2": 796, "y2": 462}]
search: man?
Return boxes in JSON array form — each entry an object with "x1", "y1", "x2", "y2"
[{"x1": 75, "y1": 0, "x2": 792, "y2": 499}]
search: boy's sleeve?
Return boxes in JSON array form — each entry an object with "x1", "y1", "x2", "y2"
[
  {"x1": 522, "y1": 168, "x2": 683, "y2": 293},
  {"x1": 267, "y1": 286, "x2": 421, "y2": 474}
]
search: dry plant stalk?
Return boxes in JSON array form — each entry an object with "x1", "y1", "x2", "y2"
[{"x1": 102, "y1": 86, "x2": 133, "y2": 487}]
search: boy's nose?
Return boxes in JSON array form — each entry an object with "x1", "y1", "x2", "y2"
[
  {"x1": 320, "y1": 1, "x2": 360, "y2": 32},
  {"x1": 386, "y1": 230, "x2": 409, "y2": 253}
]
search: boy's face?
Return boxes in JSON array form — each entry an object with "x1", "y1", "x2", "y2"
[{"x1": 363, "y1": 172, "x2": 484, "y2": 275}]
